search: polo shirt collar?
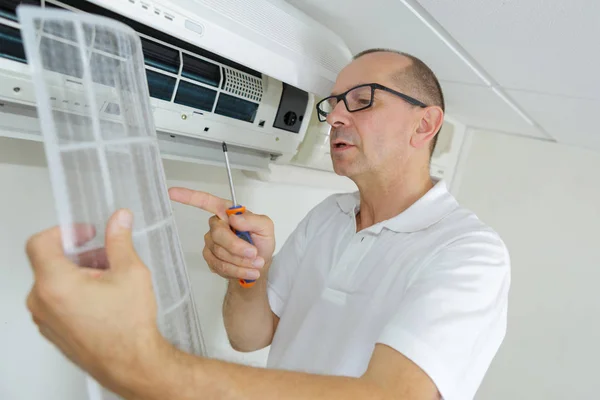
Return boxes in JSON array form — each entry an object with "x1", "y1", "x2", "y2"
[{"x1": 335, "y1": 179, "x2": 459, "y2": 233}]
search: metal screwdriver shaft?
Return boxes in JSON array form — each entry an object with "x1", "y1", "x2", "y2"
[{"x1": 222, "y1": 142, "x2": 237, "y2": 206}]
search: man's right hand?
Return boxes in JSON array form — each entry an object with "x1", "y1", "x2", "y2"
[{"x1": 168, "y1": 187, "x2": 275, "y2": 282}]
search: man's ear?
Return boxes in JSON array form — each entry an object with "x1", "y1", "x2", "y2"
[{"x1": 410, "y1": 106, "x2": 444, "y2": 149}]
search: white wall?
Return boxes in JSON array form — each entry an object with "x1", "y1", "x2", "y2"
[
  {"x1": 0, "y1": 136, "x2": 350, "y2": 400},
  {"x1": 453, "y1": 130, "x2": 600, "y2": 400}
]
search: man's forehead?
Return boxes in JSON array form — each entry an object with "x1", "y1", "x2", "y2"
[{"x1": 331, "y1": 52, "x2": 411, "y2": 94}]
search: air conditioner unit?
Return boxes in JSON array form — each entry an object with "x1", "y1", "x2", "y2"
[{"x1": 0, "y1": 0, "x2": 353, "y2": 171}]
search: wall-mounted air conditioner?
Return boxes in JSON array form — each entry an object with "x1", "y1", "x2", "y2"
[{"x1": 0, "y1": 0, "x2": 353, "y2": 171}]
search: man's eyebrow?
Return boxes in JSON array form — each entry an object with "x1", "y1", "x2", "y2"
[{"x1": 330, "y1": 82, "x2": 368, "y2": 97}]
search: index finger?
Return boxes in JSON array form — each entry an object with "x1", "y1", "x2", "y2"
[{"x1": 168, "y1": 187, "x2": 232, "y2": 220}]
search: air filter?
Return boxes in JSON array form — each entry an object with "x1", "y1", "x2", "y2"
[{"x1": 17, "y1": 6, "x2": 206, "y2": 399}]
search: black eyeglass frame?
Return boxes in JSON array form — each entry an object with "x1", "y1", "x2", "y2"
[{"x1": 315, "y1": 83, "x2": 428, "y2": 122}]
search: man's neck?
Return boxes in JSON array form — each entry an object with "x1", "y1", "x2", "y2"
[{"x1": 354, "y1": 165, "x2": 434, "y2": 232}]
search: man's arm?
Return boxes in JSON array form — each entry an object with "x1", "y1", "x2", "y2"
[
  {"x1": 222, "y1": 276, "x2": 280, "y2": 352},
  {"x1": 134, "y1": 341, "x2": 440, "y2": 400}
]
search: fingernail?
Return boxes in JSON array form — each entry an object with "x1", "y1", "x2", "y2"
[
  {"x1": 252, "y1": 257, "x2": 264, "y2": 268},
  {"x1": 117, "y1": 209, "x2": 133, "y2": 229},
  {"x1": 244, "y1": 248, "x2": 256, "y2": 258},
  {"x1": 247, "y1": 270, "x2": 260, "y2": 279}
]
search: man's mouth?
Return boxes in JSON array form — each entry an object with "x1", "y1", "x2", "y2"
[{"x1": 331, "y1": 140, "x2": 354, "y2": 150}]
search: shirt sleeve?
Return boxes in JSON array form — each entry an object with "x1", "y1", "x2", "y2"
[{"x1": 376, "y1": 231, "x2": 511, "y2": 400}]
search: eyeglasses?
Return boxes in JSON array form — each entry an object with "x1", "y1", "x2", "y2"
[{"x1": 315, "y1": 83, "x2": 428, "y2": 122}]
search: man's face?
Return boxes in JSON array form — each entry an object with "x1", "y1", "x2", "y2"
[{"x1": 326, "y1": 53, "x2": 422, "y2": 180}]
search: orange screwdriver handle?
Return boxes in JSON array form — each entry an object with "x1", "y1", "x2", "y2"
[{"x1": 226, "y1": 205, "x2": 256, "y2": 288}]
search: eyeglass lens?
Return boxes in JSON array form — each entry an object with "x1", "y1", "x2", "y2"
[{"x1": 319, "y1": 85, "x2": 373, "y2": 116}]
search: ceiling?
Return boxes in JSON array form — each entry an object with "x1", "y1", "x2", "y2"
[{"x1": 284, "y1": 0, "x2": 600, "y2": 151}]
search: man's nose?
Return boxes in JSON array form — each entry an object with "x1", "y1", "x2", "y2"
[{"x1": 326, "y1": 100, "x2": 351, "y2": 127}]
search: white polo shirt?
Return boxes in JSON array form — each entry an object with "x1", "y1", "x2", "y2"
[{"x1": 266, "y1": 179, "x2": 510, "y2": 400}]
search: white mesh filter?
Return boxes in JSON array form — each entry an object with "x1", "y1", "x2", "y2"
[
  {"x1": 222, "y1": 66, "x2": 263, "y2": 102},
  {"x1": 17, "y1": 6, "x2": 206, "y2": 399}
]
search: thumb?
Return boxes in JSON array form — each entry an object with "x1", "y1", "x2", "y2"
[
  {"x1": 105, "y1": 209, "x2": 140, "y2": 271},
  {"x1": 228, "y1": 211, "x2": 273, "y2": 237}
]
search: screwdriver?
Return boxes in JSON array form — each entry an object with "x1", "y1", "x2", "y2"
[{"x1": 222, "y1": 142, "x2": 256, "y2": 288}]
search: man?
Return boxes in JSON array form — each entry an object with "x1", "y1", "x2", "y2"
[{"x1": 25, "y1": 49, "x2": 510, "y2": 400}]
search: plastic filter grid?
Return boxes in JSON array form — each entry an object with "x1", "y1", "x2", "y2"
[{"x1": 17, "y1": 6, "x2": 206, "y2": 398}]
